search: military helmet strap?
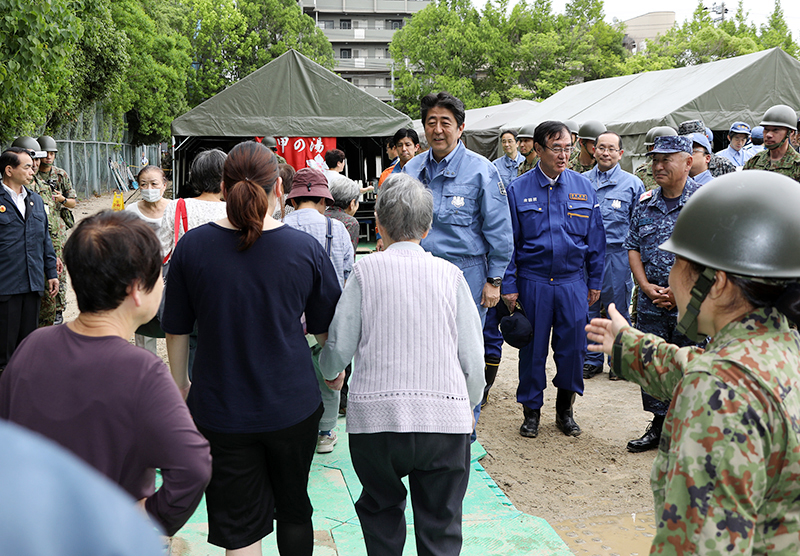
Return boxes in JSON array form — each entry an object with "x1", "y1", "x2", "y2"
[{"x1": 676, "y1": 266, "x2": 717, "y2": 341}]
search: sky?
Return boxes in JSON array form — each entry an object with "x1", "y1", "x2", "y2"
[{"x1": 548, "y1": 0, "x2": 800, "y2": 37}]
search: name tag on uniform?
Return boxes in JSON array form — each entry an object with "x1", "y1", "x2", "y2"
[
  {"x1": 569, "y1": 193, "x2": 588, "y2": 201},
  {"x1": 523, "y1": 197, "x2": 537, "y2": 203},
  {"x1": 612, "y1": 199, "x2": 621, "y2": 209}
]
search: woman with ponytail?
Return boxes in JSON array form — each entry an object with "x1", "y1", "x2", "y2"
[
  {"x1": 586, "y1": 171, "x2": 800, "y2": 555},
  {"x1": 162, "y1": 141, "x2": 342, "y2": 556}
]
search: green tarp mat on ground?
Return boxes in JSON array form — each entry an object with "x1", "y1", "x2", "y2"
[{"x1": 171, "y1": 49, "x2": 411, "y2": 138}]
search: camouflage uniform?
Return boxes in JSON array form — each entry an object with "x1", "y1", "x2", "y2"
[
  {"x1": 35, "y1": 165, "x2": 75, "y2": 317},
  {"x1": 611, "y1": 306, "x2": 800, "y2": 555},
  {"x1": 516, "y1": 155, "x2": 538, "y2": 177},
  {"x1": 743, "y1": 146, "x2": 800, "y2": 182},
  {"x1": 634, "y1": 159, "x2": 658, "y2": 191},
  {"x1": 707, "y1": 153, "x2": 736, "y2": 177},
  {"x1": 29, "y1": 176, "x2": 63, "y2": 326},
  {"x1": 568, "y1": 148, "x2": 596, "y2": 173},
  {"x1": 623, "y1": 178, "x2": 701, "y2": 413}
]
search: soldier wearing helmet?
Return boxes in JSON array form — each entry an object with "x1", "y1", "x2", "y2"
[
  {"x1": 743, "y1": 104, "x2": 800, "y2": 182},
  {"x1": 262, "y1": 136, "x2": 287, "y2": 164},
  {"x1": 587, "y1": 170, "x2": 800, "y2": 556},
  {"x1": 715, "y1": 121, "x2": 754, "y2": 168},
  {"x1": 635, "y1": 126, "x2": 677, "y2": 191},
  {"x1": 569, "y1": 120, "x2": 605, "y2": 173},
  {"x1": 563, "y1": 120, "x2": 579, "y2": 146},
  {"x1": 677, "y1": 120, "x2": 736, "y2": 177},
  {"x1": 515, "y1": 123, "x2": 539, "y2": 177},
  {"x1": 35, "y1": 135, "x2": 75, "y2": 325}
]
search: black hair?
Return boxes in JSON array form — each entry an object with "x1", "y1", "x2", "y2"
[
  {"x1": 64, "y1": 211, "x2": 162, "y2": 313},
  {"x1": 392, "y1": 128, "x2": 420, "y2": 146},
  {"x1": 752, "y1": 136, "x2": 764, "y2": 146},
  {"x1": 289, "y1": 196, "x2": 324, "y2": 207},
  {"x1": 501, "y1": 130, "x2": 518, "y2": 140},
  {"x1": 189, "y1": 149, "x2": 226, "y2": 194},
  {"x1": 533, "y1": 121, "x2": 570, "y2": 149},
  {"x1": 324, "y1": 149, "x2": 346, "y2": 169},
  {"x1": 385, "y1": 137, "x2": 396, "y2": 149},
  {"x1": 686, "y1": 259, "x2": 800, "y2": 326},
  {"x1": 597, "y1": 131, "x2": 623, "y2": 150},
  {"x1": 0, "y1": 147, "x2": 29, "y2": 177},
  {"x1": 420, "y1": 92, "x2": 465, "y2": 127}
]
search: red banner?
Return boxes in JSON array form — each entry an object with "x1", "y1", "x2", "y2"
[{"x1": 276, "y1": 137, "x2": 337, "y2": 172}]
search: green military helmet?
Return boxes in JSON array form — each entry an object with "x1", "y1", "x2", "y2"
[
  {"x1": 37, "y1": 135, "x2": 58, "y2": 152},
  {"x1": 661, "y1": 170, "x2": 800, "y2": 278},
  {"x1": 563, "y1": 120, "x2": 579, "y2": 136},
  {"x1": 11, "y1": 136, "x2": 46, "y2": 158},
  {"x1": 577, "y1": 120, "x2": 606, "y2": 142},
  {"x1": 262, "y1": 136, "x2": 278, "y2": 149},
  {"x1": 759, "y1": 104, "x2": 797, "y2": 131},
  {"x1": 516, "y1": 123, "x2": 536, "y2": 140},
  {"x1": 644, "y1": 126, "x2": 677, "y2": 147}
]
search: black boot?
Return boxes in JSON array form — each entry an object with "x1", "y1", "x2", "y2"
[
  {"x1": 481, "y1": 356, "x2": 501, "y2": 408},
  {"x1": 582, "y1": 363, "x2": 603, "y2": 379},
  {"x1": 627, "y1": 414, "x2": 664, "y2": 453},
  {"x1": 555, "y1": 389, "x2": 581, "y2": 436},
  {"x1": 519, "y1": 406, "x2": 540, "y2": 438}
]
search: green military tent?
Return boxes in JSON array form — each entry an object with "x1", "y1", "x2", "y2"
[
  {"x1": 171, "y1": 49, "x2": 411, "y2": 194},
  {"x1": 503, "y1": 48, "x2": 800, "y2": 171}
]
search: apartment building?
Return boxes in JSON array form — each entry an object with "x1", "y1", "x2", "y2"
[{"x1": 298, "y1": 0, "x2": 430, "y2": 101}]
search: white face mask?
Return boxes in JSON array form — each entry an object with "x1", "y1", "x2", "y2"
[{"x1": 141, "y1": 188, "x2": 163, "y2": 203}]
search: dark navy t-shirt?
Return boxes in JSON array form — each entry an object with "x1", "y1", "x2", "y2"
[{"x1": 162, "y1": 222, "x2": 341, "y2": 434}]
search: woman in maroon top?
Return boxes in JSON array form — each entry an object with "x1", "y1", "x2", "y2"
[{"x1": 0, "y1": 211, "x2": 211, "y2": 537}]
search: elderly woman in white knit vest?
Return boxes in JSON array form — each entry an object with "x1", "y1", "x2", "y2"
[{"x1": 320, "y1": 173, "x2": 484, "y2": 556}]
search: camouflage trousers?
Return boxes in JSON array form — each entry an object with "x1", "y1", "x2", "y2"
[{"x1": 38, "y1": 266, "x2": 67, "y2": 327}]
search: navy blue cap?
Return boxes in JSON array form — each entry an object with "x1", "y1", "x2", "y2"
[{"x1": 646, "y1": 135, "x2": 693, "y2": 156}]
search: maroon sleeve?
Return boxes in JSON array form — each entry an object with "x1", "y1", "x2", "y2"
[{"x1": 138, "y1": 361, "x2": 211, "y2": 536}]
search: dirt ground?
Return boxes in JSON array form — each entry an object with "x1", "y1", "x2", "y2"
[{"x1": 67, "y1": 190, "x2": 657, "y2": 528}]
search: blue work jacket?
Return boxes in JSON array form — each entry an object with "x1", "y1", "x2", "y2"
[
  {"x1": 583, "y1": 164, "x2": 644, "y2": 250},
  {"x1": 403, "y1": 142, "x2": 513, "y2": 279},
  {"x1": 0, "y1": 183, "x2": 57, "y2": 296},
  {"x1": 493, "y1": 153, "x2": 525, "y2": 188},
  {"x1": 503, "y1": 164, "x2": 606, "y2": 294}
]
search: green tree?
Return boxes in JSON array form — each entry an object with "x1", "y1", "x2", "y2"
[
  {"x1": 0, "y1": 0, "x2": 80, "y2": 142},
  {"x1": 757, "y1": 0, "x2": 798, "y2": 57}
]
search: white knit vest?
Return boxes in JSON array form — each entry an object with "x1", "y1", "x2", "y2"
[{"x1": 347, "y1": 248, "x2": 473, "y2": 434}]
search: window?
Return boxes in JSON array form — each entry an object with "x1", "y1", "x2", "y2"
[
  {"x1": 353, "y1": 48, "x2": 366, "y2": 58},
  {"x1": 375, "y1": 20, "x2": 384, "y2": 30},
  {"x1": 340, "y1": 48, "x2": 352, "y2": 59},
  {"x1": 340, "y1": 19, "x2": 351, "y2": 29},
  {"x1": 386, "y1": 19, "x2": 403, "y2": 30},
  {"x1": 374, "y1": 77, "x2": 385, "y2": 87},
  {"x1": 353, "y1": 19, "x2": 368, "y2": 29},
  {"x1": 317, "y1": 20, "x2": 334, "y2": 29}
]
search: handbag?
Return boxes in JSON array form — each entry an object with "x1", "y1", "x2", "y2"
[{"x1": 136, "y1": 199, "x2": 188, "y2": 338}]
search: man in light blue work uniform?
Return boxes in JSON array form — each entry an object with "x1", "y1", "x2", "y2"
[
  {"x1": 493, "y1": 130, "x2": 525, "y2": 188},
  {"x1": 715, "y1": 121, "x2": 753, "y2": 168},
  {"x1": 501, "y1": 121, "x2": 605, "y2": 439},
  {"x1": 581, "y1": 131, "x2": 643, "y2": 380},
  {"x1": 688, "y1": 132, "x2": 714, "y2": 185},
  {"x1": 403, "y1": 92, "x2": 513, "y2": 437},
  {"x1": 744, "y1": 125, "x2": 765, "y2": 158}
]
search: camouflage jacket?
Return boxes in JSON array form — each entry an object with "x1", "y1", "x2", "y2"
[
  {"x1": 36, "y1": 165, "x2": 76, "y2": 232},
  {"x1": 569, "y1": 148, "x2": 596, "y2": 173},
  {"x1": 708, "y1": 153, "x2": 736, "y2": 177},
  {"x1": 517, "y1": 156, "x2": 538, "y2": 177},
  {"x1": 634, "y1": 159, "x2": 658, "y2": 191},
  {"x1": 29, "y1": 176, "x2": 64, "y2": 253},
  {"x1": 612, "y1": 307, "x2": 800, "y2": 555},
  {"x1": 743, "y1": 146, "x2": 800, "y2": 183}
]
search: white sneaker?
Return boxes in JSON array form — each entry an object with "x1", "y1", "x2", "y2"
[{"x1": 316, "y1": 431, "x2": 337, "y2": 454}]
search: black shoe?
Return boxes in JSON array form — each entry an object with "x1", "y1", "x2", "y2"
[
  {"x1": 519, "y1": 407, "x2": 540, "y2": 438},
  {"x1": 582, "y1": 363, "x2": 603, "y2": 379},
  {"x1": 54, "y1": 311, "x2": 63, "y2": 326},
  {"x1": 608, "y1": 368, "x2": 624, "y2": 381},
  {"x1": 481, "y1": 356, "x2": 501, "y2": 408},
  {"x1": 627, "y1": 417, "x2": 663, "y2": 453},
  {"x1": 555, "y1": 389, "x2": 582, "y2": 436}
]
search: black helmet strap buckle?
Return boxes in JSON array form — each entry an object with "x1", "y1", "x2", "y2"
[{"x1": 676, "y1": 266, "x2": 716, "y2": 342}]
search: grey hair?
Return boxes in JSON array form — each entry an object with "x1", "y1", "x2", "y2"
[
  {"x1": 328, "y1": 175, "x2": 360, "y2": 209},
  {"x1": 190, "y1": 149, "x2": 227, "y2": 194},
  {"x1": 375, "y1": 174, "x2": 432, "y2": 241}
]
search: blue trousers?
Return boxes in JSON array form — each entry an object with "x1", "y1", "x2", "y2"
[
  {"x1": 483, "y1": 305, "x2": 503, "y2": 360},
  {"x1": 517, "y1": 276, "x2": 588, "y2": 410},
  {"x1": 585, "y1": 249, "x2": 632, "y2": 367}
]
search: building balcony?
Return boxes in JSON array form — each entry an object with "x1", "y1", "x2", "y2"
[
  {"x1": 334, "y1": 56, "x2": 394, "y2": 71},
  {"x1": 323, "y1": 28, "x2": 396, "y2": 42},
  {"x1": 300, "y1": 0, "x2": 430, "y2": 14},
  {"x1": 357, "y1": 85, "x2": 393, "y2": 101}
]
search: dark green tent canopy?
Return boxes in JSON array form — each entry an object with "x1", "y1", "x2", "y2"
[{"x1": 171, "y1": 49, "x2": 411, "y2": 138}]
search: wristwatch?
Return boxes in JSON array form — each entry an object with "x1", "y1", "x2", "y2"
[{"x1": 487, "y1": 277, "x2": 502, "y2": 288}]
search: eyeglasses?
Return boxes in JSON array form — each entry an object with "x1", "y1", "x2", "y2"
[
  {"x1": 692, "y1": 148, "x2": 708, "y2": 154},
  {"x1": 595, "y1": 146, "x2": 620, "y2": 154},
  {"x1": 545, "y1": 146, "x2": 574, "y2": 155}
]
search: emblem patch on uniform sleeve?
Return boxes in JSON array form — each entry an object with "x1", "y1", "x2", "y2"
[
  {"x1": 569, "y1": 193, "x2": 588, "y2": 201},
  {"x1": 452, "y1": 196, "x2": 465, "y2": 208},
  {"x1": 498, "y1": 181, "x2": 507, "y2": 196},
  {"x1": 639, "y1": 190, "x2": 654, "y2": 202}
]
